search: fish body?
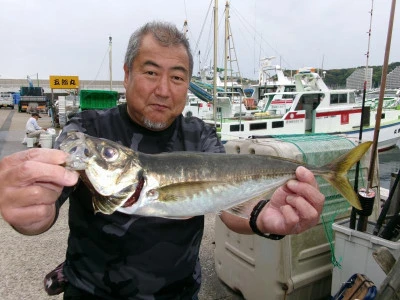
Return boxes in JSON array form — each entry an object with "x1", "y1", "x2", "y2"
[{"x1": 60, "y1": 132, "x2": 372, "y2": 218}]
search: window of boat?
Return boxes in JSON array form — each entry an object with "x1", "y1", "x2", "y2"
[
  {"x1": 284, "y1": 86, "x2": 296, "y2": 92},
  {"x1": 250, "y1": 122, "x2": 267, "y2": 130},
  {"x1": 233, "y1": 88, "x2": 244, "y2": 96},
  {"x1": 230, "y1": 124, "x2": 244, "y2": 132},
  {"x1": 282, "y1": 93, "x2": 295, "y2": 99},
  {"x1": 272, "y1": 121, "x2": 284, "y2": 128},
  {"x1": 348, "y1": 92, "x2": 356, "y2": 103},
  {"x1": 330, "y1": 93, "x2": 348, "y2": 104},
  {"x1": 258, "y1": 87, "x2": 266, "y2": 100},
  {"x1": 295, "y1": 93, "x2": 323, "y2": 110},
  {"x1": 266, "y1": 87, "x2": 277, "y2": 93}
]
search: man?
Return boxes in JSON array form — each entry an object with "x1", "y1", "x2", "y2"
[
  {"x1": 0, "y1": 21, "x2": 324, "y2": 299},
  {"x1": 25, "y1": 112, "x2": 46, "y2": 138}
]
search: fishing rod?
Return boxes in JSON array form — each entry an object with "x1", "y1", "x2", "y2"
[
  {"x1": 357, "y1": 0, "x2": 397, "y2": 232},
  {"x1": 350, "y1": 0, "x2": 374, "y2": 230},
  {"x1": 373, "y1": 168, "x2": 400, "y2": 236}
]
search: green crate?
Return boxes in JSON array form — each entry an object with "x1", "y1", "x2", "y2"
[{"x1": 79, "y1": 90, "x2": 118, "y2": 110}]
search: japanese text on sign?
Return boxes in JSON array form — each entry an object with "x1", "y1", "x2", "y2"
[{"x1": 49, "y1": 75, "x2": 79, "y2": 89}]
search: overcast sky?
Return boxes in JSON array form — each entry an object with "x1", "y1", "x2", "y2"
[{"x1": 0, "y1": 0, "x2": 398, "y2": 82}]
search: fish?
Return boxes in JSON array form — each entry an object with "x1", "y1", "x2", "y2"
[{"x1": 60, "y1": 131, "x2": 372, "y2": 218}]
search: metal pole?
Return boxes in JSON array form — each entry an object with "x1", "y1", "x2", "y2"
[
  {"x1": 213, "y1": 0, "x2": 218, "y2": 126},
  {"x1": 224, "y1": 1, "x2": 228, "y2": 91},
  {"x1": 109, "y1": 36, "x2": 112, "y2": 91},
  {"x1": 350, "y1": 0, "x2": 374, "y2": 230}
]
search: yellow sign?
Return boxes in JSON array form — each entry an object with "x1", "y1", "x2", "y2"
[{"x1": 49, "y1": 75, "x2": 79, "y2": 89}]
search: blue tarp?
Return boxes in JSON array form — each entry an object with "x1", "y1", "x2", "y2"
[{"x1": 189, "y1": 82, "x2": 214, "y2": 103}]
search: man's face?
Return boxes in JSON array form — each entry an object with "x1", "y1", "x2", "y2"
[{"x1": 123, "y1": 34, "x2": 190, "y2": 130}]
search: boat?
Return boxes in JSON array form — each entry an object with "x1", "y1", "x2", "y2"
[
  {"x1": 182, "y1": 92, "x2": 213, "y2": 118},
  {"x1": 356, "y1": 88, "x2": 400, "y2": 109},
  {"x1": 249, "y1": 57, "x2": 298, "y2": 111},
  {"x1": 203, "y1": 68, "x2": 400, "y2": 151},
  {"x1": 192, "y1": 67, "x2": 260, "y2": 118}
]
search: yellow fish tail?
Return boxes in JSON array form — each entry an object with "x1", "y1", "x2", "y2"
[{"x1": 319, "y1": 141, "x2": 373, "y2": 210}]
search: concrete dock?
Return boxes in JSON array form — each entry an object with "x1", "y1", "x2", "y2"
[{"x1": 0, "y1": 109, "x2": 244, "y2": 300}]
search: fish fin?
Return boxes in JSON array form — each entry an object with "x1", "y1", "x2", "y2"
[
  {"x1": 319, "y1": 141, "x2": 372, "y2": 210},
  {"x1": 93, "y1": 194, "x2": 125, "y2": 215},
  {"x1": 92, "y1": 184, "x2": 137, "y2": 215},
  {"x1": 224, "y1": 192, "x2": 274, "y2": 219},
  {"x1": 224, "y1": 202, "x2": 254, "y2": 219}
]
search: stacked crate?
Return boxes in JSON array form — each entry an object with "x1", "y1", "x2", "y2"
[{"x1": 79, "y1": 90, "x2": 118, "y2": 110}]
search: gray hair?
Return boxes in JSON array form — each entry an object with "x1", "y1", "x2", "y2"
[{"x1": 124, "y1": 21, "x2": 193, "y2": 79}]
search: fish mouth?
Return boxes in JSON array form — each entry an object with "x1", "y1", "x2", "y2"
[
  {"x1": 122, "y1": 176, "x2": 145, "y2": 208},
  {"x1": 64, "y1": 152, "x2": 88, "y2": 170}
]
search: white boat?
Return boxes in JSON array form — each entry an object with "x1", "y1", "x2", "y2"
[
  {"x1": 248, "y1": 57, "x2": 298, "y2": 110},
  {"x1": 355, "y1": 88, "x2": 400, "y2": 109},
  {"x1": 204, "y1": 69, "x2": 400, "y2": 151},
  {"x1": 182, "y1": 92, "x2": 213, "y2": 118},
  {"x1": 193, "y1": 68, "x2": 260, "y2": 117}
]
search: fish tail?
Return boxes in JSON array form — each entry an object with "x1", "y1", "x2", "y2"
[{"x1": 318, "y1": 141, "x2": 373, "y2": 210}]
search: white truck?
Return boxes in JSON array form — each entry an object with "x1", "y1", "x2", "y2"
[{"x1": 0, "y1": 92, "x2": 14, "y2": 109}]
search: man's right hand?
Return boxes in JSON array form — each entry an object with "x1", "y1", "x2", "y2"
[{"x1": 0, "y1": 149, "x2": 79, "y2": 235}]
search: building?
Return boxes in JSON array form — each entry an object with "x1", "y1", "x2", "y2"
[
  {"x1": 346, "y1": 68, "x2": 373, "y2": 90},
  {"x1": 386, "y1": 66, "x2": 400, "y2": 89}
]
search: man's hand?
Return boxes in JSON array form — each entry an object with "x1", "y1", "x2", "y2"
[
  {"x1": 257, "y1": 166, "x2": 325, "y2": 235},
  {"x1": 0, "y1": 149, "x2": 79, "y2": 235}
]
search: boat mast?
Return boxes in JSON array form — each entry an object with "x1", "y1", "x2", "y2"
[
  {"x1": 109, "y1": 36, "x2": 112, "y2": 91},
  {"x1": 213, "y1": 0, "x2": 218, "y2": 124},
  {"x1": 224, "y1": 1, "x2": 229, "y2": 91}
]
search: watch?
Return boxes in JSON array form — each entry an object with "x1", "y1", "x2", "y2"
[{"x1": 249, "y1": 200, "x2": 285, "y2": 240}]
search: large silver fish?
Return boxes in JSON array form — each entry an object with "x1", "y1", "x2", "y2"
[{"x1": 60, "y1": 131, "x2": 372, "y2": 218}]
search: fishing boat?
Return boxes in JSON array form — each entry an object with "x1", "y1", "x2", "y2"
[
  {"x1": 203, "y1": 68, "x2": 400, "y2": 151},
  {"x1": 356, "y1": 88, "x2": 400, "y2": 109},
  {"x1": 249, "y1": 57, "x2": 297, "y2": 110},
  {"x1": 191, "y1": 67, "x2": 260, "y2": 117},
  {"x1": 182, "y1": 92, "x2": 213, "y2": 118}
]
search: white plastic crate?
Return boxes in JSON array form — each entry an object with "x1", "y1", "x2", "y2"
[
  {"x1": 215, "y1": 136, "x2": 375, "y2": 299},
  {"x1": 331, "y1": 219, "x2": 400, "y2": 294}
]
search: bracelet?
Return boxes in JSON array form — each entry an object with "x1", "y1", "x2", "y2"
[{"x1": 249, "y1": 200, "x2": 285, "y2": 240}]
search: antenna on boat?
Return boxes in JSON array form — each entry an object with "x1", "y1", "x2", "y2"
[{"x1": 350, "y1": 0, "x2": 375, "y2": 230}]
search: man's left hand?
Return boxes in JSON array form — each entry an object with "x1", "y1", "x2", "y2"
[{"x1": 256, "y1": 166, "x2": 325, "y2": 235}]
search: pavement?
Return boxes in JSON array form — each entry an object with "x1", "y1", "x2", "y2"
[{"x1": 0, "y1": 108, "x2": 244, "y2": 300}]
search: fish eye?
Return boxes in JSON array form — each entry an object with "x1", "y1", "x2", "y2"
[
  {"x1": 69, "y1": 146, "x2": 77, "y2": 154},
  {"x1": 101, "y1": 147, "x2": 119, "y2": 162},
  {"x1": 84, "y1": 148, "x2": 90, "y2": 157}
]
